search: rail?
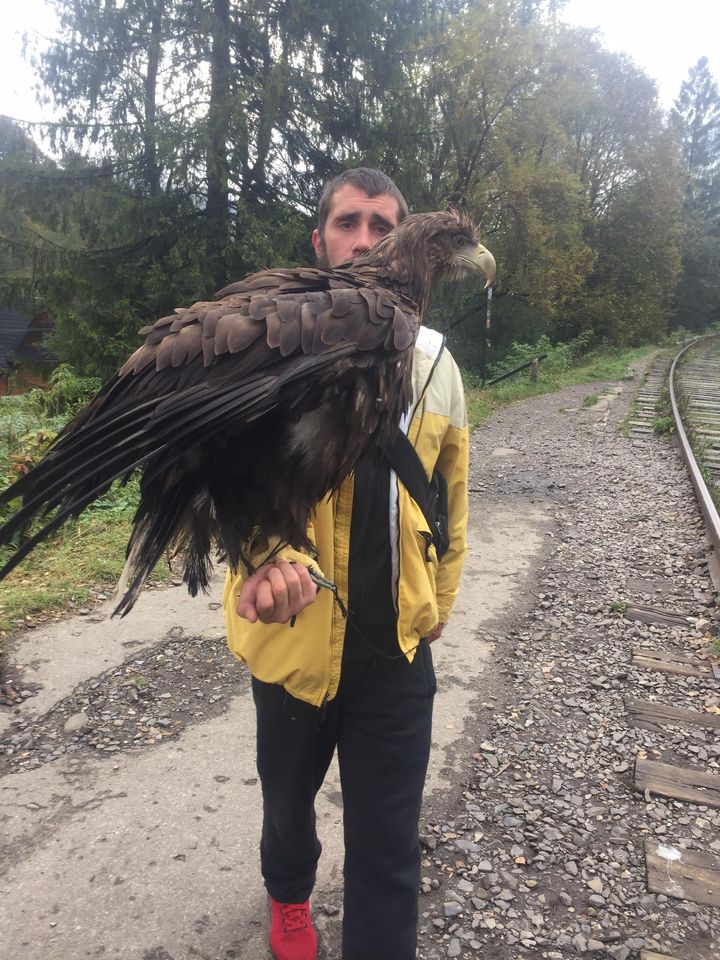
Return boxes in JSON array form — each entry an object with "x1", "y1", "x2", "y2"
[{"x1": 669, "y1": 336, "x2": 720, "y2": 556}]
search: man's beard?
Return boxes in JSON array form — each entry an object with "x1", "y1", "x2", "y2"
[{"x1": 315, "y1": 240, "x2": 330, "y2": 270}]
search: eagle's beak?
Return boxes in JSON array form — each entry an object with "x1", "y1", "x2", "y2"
[{"x1": 467, "y1": 243, "x2": 496, "y2": 289}]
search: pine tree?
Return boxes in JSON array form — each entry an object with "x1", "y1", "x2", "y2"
[{"x1": 670, "y1": 57, "x2": 720, "y2": 329}]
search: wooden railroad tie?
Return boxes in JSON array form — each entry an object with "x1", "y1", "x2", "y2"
[
  {"x1": 641, "y1": 952, "x2": 694, "y2": 960},
  {"x1": 635, "y1": 758, "x2": 720, "y2": 809},
  {"x1": 624, "y1": 605, "x2": 691, "y2": 628},
  {"x1": 645, "y1": 839, "x2": 720, "y2": 908},
  {"x1": 626, "y1": 697, "x2": 720, "y2": 732},
  {"x1": 631, "y1": 648, "x2": 718, "y2": 680}
]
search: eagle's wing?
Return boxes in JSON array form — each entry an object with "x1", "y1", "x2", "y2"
[{"x1": 0, "y1": 267, "x2": 419, "y2": 612}]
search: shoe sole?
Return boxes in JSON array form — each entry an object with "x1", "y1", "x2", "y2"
[
  {"x1": 269, "y1": 931, "x2": 319, "y2": 960},
  {"x1": 270, "y1": 949, "x2": 318, "y2": 960}
]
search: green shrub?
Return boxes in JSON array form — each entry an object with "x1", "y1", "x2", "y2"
[
  {"x1": 26, "y1": 364, "x2": 103, "y2": 418},
  {"x1": 653, "y1": 416, "x2": 675, "y2": 435},
  {"x1": 488, "y1": 331, "x2": 594, "y2": 381}
]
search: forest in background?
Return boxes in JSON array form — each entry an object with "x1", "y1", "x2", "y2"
[{"x1": 1, "y1": 0, "x2": 719, "y2": 379}]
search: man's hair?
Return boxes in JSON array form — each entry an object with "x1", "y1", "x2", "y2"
[{"x1": 317, "y1": 167, "x2": 409, "y2": 235}]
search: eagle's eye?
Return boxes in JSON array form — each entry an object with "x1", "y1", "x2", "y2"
[{"x1": 453, "y1": 234, "x2": 467, "y2": 247}]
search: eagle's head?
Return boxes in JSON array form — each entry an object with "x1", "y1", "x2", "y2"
[{"x1": 354, "y1": 208, "x2": 496, "y2": 310}]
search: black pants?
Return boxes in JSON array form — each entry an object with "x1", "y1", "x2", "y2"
[{"x1": 252, "y1": 640, "x2": 436, "y2": 960}]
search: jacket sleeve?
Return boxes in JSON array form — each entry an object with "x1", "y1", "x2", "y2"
[{"x1": 433, "y1": 354, "x2": 469, "y2": 622}]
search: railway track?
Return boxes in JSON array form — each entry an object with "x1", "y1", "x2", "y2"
[
  {"x1": 627, "y1": 351, "x2": 672, "y2": 439},
  {"x1": 670, "y1": 334, "x2": 720, "y2": 558},
  {"x1": 620, "y1": 338, "x2": 720, "y2": 940}
]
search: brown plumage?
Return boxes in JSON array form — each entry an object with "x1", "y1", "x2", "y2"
[{"x1": 0, "y1": 210, "x2": 495, "y2": 615}]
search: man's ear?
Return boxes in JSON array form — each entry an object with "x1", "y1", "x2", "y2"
[{"x1": 311, "y1": 228, "x2": 323, "y2": 260}]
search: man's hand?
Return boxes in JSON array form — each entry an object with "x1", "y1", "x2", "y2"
[
  {"x1": 425, "y1": 623, "x2": 445, "y2": 644},
  {"x1": 236, "y1": 561, "x2": 319, "y2": 624}
]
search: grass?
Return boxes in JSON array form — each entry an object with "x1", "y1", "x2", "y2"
[
  {"x1": 653, "y1": 416, "x2": 674, "y2": 435},
  {"x1": 464, "y1": 344, "x2": 656, "y2": 429},
  {"x1": 0, "y1": 391, "x2": 177, "y2": 642},
  {"x1": 0, "y1": 503, "x2": 178, "y2": 638},
  {"x1": 1, "y1": 517, "x2": 135, "y2": 630}
]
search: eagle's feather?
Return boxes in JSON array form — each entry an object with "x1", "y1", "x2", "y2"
[{"x1": 0, "y1": 210, "x2": 495, "y2": 615}]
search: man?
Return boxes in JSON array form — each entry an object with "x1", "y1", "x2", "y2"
[{"x1": 223, "y1": 168, "x2": 469, "y2": 960}]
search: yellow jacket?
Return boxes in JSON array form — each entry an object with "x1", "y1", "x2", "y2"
[{"x1": 223, "y1": 327, "x2": 469, "y2": 707}]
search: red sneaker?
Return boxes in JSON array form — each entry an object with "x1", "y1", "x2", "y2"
[{"x1": 269, "y1": 897, "x2": 318, "y2": 960}]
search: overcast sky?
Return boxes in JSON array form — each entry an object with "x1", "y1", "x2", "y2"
[
  {"x1": 1, "y1": 0, "x2": 718, "y2": 125},
  {"x1": 562, "y1": 0, "x2": 719, "y2": 106}
]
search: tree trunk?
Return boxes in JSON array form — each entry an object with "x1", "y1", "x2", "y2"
[
  {"x1": 206, "y1": 0, "x2": 231, "y2": 291},
  {"x1": 143, "y1": 0, "x2": 164, "y2": 197}
]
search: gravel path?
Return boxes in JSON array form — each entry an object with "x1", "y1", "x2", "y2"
[
  {"x1": 1, "y1": 628, "x2": 239, "y2": 776},
  {"x1": 416, "y1": 371, "x2": 720, "y2": 959}
]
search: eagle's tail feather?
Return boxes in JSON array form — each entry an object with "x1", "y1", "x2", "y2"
[
  {"x1": 0, "y1": 390, "x2": 173, "y2": 508},
  {"x1": 177, "y1": 492, "x2": 215, "y2": 597},
  {"x1": 0, "y1": 437, "x2": 165, "y2": 547},
  {"x1": 0, "y1": 461, "x2": 156, "y2": 583},
  {"x1": 112, "y1": 471, "x2": 203, "y2": 617}
]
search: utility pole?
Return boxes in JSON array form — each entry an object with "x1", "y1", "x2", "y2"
[{"x1": 481, "y1": 286, "x2": 492, "y2": 384}]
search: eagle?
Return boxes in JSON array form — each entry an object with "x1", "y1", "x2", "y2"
[{"x1": 0, "y1": 209, "x2": 495, "y2": 615}]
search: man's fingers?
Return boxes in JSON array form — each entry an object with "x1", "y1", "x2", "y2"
[
  {"x1": 235, "y1": 561, "x2": 320, "y2": 624},
  {"x1": 236, "y1": 600, "x2": 258, "y2": 623},
  {"x1": 425, "y1": 622, "x2": 445, "y2": 644},
  {"x1": 278, "y1": 561, "x2": 318, "y2": 611},
  {"x1": 275, "y1": 561, "x2": 303, "y2": 613},
  {"x1": 236, "y1": 570, "x2": 263, "y2": 622},
  {"x1": 255, "y1": 577, "x2": 281, "y2": 621},
  {"x1": 297, "y1": 564, "x2": 319, "y2": 605},
  {"x1": 260, "y1": 565, "x2": 288, "y2": 621}
]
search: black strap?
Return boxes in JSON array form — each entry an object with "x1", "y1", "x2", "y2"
[{"x1": 382, "y1": 431, "x2": 438, "y2": 543}]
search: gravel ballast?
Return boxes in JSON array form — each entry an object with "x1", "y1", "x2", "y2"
[{"x1": 417, "y1": 370, "x2": 719, "y2": 960}]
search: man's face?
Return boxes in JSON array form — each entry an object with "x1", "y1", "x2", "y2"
[{"x1": 312, "y1": 184, "x2": 401, "y2": 268}]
